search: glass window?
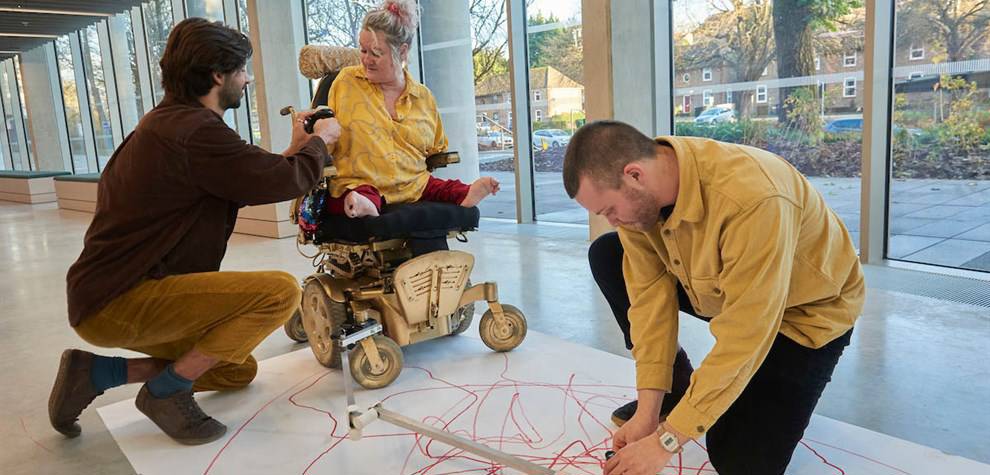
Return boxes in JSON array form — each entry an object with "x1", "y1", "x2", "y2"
[
  {"x1": 142, "y1": 0, "x2": 174, "y2": 105},
  {"x1": 756, "y1": 84, "x2": 767, "y2": 103},
  {"x1": 303, "y1": 0, "x2": 369, "y2": 47},
  {"x1": 55, "y1": 36, "x2": 90, "y2": 173},
  {"x1": 889, "y1": 0, "x2": 990, "y2": 272},
  {"x1": 81, "y1": 24, "x2": 116, "y2": 169},
  {"x1": 1, "y1": 60, "x2": 26, "y2": 169},
  {"x1": 186, "y1": 0, "x2": 224, "y2": 21},
  {"x1": 471, "y1": 0, "x2": 514, "y2": 220},
  {"x1": 682, "y1": 72, "x2": 690, "y2": 82},
  {"x1": 843, "y1": 51, "x2": 856, "y2": 67},
  {"x1": 843, "y1": 78, "x2": 856, "y2": 97},
  {"x1": 13, "y1": 58, "x2": 32, "y2": 169},
  {"x1": 534, "y1": 89, "x2": 542, "y2": 101},
  {"x1": 703, "y1": 89, "x2": 713, "y2": 106},
  {"x1": 237, "y1": 0, "x2": 261, "y2": 144},
  {"x1": 702, "y1": 67, "x2": 712, "y2": 81},
  {"x1": 674, "y1": 1, "x2": 864, "y2": 245},
  {"x1": 109, "y1": 12, "x2": 147, "y2": 134},
  {"x1": 909, "y1": 44, "x2": 924, "y2": 60},
  {"x1": 527, "y1": 0, "x2": 585, "y2": 223}
]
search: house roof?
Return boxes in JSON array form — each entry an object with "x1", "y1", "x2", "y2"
[{"x1": 475, "y1": 66, "x2": 583, "y2": 96}]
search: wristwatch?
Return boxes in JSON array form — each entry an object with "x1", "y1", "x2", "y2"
[{"x1": 656, "y1": 429, "x2": 684, "y2": 454}]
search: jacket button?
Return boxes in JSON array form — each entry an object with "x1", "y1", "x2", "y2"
[
  {"x1": 672, "y1": 259, "x2": 681, "y2": 266},
  {"x1": 697, "y1": 425, "x2": 705, "y2": 433},
  {"x1": 663, "y1": 229, "x2": 672, "y2": 237},
  {"x1": 713, "y1": 288, "x2": 722, "y2": 295}
]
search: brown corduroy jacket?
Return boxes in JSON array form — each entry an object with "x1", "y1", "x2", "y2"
[{"x1": 66, "y1": 97, "x2": 327, "y2": 326}]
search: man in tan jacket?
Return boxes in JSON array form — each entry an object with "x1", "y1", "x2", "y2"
[{"x1": 563, "y1": 120, "x2": 864, "y2": 475}]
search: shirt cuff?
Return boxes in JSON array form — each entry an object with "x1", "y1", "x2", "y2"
[
  {"x1": 666, "y1": 399, "x2": 718, "y2": 439},
  {"x1": 635, "y1": 362, "x2": 674, "y2": 392}
]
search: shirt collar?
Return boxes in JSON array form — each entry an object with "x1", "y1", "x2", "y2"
[
  {"x1": 352, "y1": 66, "x2": 422, "y2": 99},
  {"x1": 656, "y1": 136, "x2": 705, "y2": 227}
]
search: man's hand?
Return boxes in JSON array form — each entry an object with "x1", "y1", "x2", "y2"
[
  {"x1": 612, "y1": 409, "x2": 659, "y2": 452},
  {"x1": 312, "y1": 115, "x2": 341, "y2": 145},
  {"x1": 283, "y1": 110, "x2": 340, "y2": 156},
  {"x1": 604, "y1": 431, "x2": 672, "y2": 475}
]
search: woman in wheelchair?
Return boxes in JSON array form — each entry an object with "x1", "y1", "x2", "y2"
[{"x1": 324, "y1": 0, "x2": 499, "y2": 219}]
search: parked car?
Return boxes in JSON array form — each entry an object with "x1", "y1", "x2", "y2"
[
  {"x1": 477, "y1": 131, "x2": 513, "y2": 149},
  {"x1": 532, "y1": 129, "x2": 572, "y2": 149},
  {"x1": 694, "y1": 106, "x2": 736, "y2": 124}
]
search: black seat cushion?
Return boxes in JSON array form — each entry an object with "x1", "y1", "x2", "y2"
[{"x1": 314, "y1": 201, "x2": 479, "y2": 243}]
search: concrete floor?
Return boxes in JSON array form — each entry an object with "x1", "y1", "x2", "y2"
[{"x1": 1, "y1": 201, "x2": 989, "y2": 474}]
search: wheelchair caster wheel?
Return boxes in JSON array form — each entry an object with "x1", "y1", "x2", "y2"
[
  {"x1": 479, "y1": 304, "x2": 527, "y2": 352},
  {"x1": 284, "y1": 308, "x2": 308, "y2": 343},
  {"x1": 349, "y1": 334, "x2": 403, "y2": 389},
  {"x1": 301, "y1": 279, "x2": 347, "y2": 369}
]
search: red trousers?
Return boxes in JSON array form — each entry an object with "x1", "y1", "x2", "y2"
[{"x1": 326, "y1": 176, "x2": 470, "y2": 216}]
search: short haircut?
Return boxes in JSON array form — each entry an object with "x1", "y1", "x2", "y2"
[
  {"x1": 159, "y1": 18, "x2": 252, "y2": 102},
  {"x1": 562, "y1": 120, "x2": 658, "y2": 198}
]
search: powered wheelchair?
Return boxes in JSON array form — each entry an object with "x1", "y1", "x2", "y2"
[{"x1": 280, "y1": 46, "x2": 528, "y2": 390}]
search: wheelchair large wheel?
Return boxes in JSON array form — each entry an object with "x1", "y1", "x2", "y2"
[
  {"x1": 283, "y1": 307, "x2": 308, "y2": 343},
  {"x1": 301, "y1": 280, "x2": 347, "y2": 368},
  {"x1": 349, "y1": 334, "x2": 403, "y2": 389},
  {"x1": 479, "y1": 304, "x2": 527, "y2": 352},
  {"x1": 451, "y1": 302, "x2": 475, "y2": 335},
  {"x1": 450, "y1": 279, "x2": 475, "y2": 335}
]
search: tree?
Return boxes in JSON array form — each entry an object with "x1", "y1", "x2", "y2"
[
  {"x1": 304, "y1": 0, "x2": 370, "y2": 47},
  {"x1": 527, "y1": 10, "x2": 583, "y2": 83},
  {"x1": 772, "y1": 0, "x2": 862, "y2": 123},
  {"x1": 898, "y1": 0, "x2": 990, "y2": 62},
  {"x1": 471, "y1": 0, "x2": 510, "y2": 85},
  {"x1": 678, "y1": 0, "x2": 775, "y2": 116}
]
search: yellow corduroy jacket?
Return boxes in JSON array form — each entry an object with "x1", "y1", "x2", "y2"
[{"x1": 618, "y1": 136, "x2": 865, "y2": 439}]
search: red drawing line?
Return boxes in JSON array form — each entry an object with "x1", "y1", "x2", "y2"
[
  {"x1": 199, "y1": 350, "x2": 919, "y2": 475},
  {"x1": 203, "y1": 368, "x2": 326, "y2": 475},
  {"x1": 20, "y1": 416, "x2": 54, "y2": 454}
]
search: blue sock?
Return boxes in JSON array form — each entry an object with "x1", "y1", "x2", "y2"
[
  {"x1": 90, "y1": 355, "x2": 128, "y2": 393},
  {"x1": 146, "y1": 364, "x2": 194, "y2": 399}
]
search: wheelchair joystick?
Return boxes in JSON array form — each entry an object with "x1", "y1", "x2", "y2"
[{"x1": 304, "y1": 108, "x2": 336, "y2": 134}]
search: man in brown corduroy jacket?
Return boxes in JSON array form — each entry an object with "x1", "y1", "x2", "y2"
[{"x1": 48, "y1": 18, "x2": 340, "y2": 445}]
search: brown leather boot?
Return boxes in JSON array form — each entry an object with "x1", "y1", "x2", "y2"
[
  {"x1": 135, "y1": 384, "x2": 227, "y2": 445},
  {"x1": 49, "y1": 349, "x2": 103, "y2": 437}
]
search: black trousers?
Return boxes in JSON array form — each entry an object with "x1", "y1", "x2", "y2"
[{"x1": 589, "y1": 232, "x2": 852, "y2": 475}]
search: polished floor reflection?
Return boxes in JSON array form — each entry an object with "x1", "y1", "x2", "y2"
[{"x1": 1, "y1": 201, "x2": 988, "y2": 474}]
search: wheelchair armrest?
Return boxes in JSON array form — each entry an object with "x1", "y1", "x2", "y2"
[{"x1": 426, "y1": 152, "x2": 460, "y2": 172}]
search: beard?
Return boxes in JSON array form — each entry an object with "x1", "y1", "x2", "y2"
[
  {"x1": 621, "y1": 185, "x2": 663, "y2": 232},
  {"x1": 218, "y1": 80, "x2": 244, "y2": 110}
]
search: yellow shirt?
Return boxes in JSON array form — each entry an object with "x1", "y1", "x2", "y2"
[
  {"x1": 325, "y1": 65, "x2": 448, "y2": 203},
  {"x1": 619, "y1": 136, "x2": 865, "y2": 439}
]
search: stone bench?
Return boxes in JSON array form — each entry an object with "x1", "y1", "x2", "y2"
[
  {"x1": 49, "y1": 171, "x2": 294, "y2": 238},
  {"x1": 234, "y1": 201, "x2": 297, "y2": 239},
  {"x1": 0, "y1": 170, "x2": 71, "y2": 204},
  {"x1": 54, "y1": 173, "x2": 100, "y2": 213}
]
